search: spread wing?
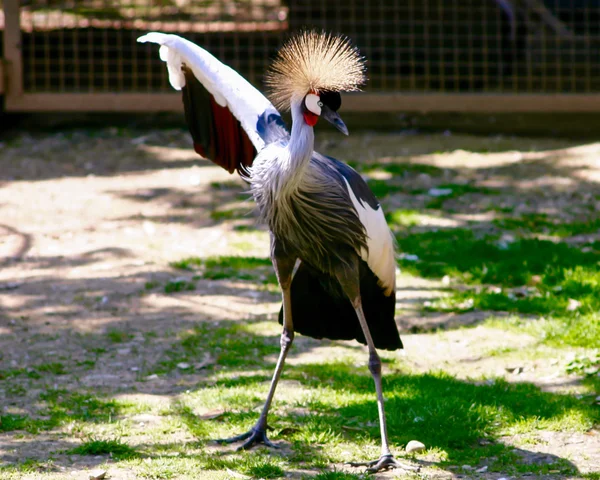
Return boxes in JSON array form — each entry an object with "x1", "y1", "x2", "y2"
[{"x1": 138, "y1": 32, "x2": 288, "y2": 174}]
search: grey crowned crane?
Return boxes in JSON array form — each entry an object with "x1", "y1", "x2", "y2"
[{"x1": 138, "y1": 31, "x2": 415, "y2": 473}]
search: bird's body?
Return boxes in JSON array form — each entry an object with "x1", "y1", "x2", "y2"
[
  {"x1": 253, "y1": 142, "x2": 400, "y2": 350},
  {"x1": 138, "y1": 31, "x2": 413, "y2": 473}
]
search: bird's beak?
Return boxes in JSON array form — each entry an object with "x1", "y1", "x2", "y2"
[{"x1": 321, "y1": 105, "x2": 349, "y2": 136}]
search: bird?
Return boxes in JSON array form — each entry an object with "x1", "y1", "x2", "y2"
[{"x1": 137, "y1": 30, "x2": 416, "y2": 474}]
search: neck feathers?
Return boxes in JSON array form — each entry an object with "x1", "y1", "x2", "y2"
[{"x1": 283, "y1": 100, "x2": 314, "y2": 181}]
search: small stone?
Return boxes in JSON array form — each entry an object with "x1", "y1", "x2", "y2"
[
  {"x1": 476, "y1": 466, "x2": 488, "y2": 473},
  {"x1": 176, "y1": 362, "x2": 191, "y2": 370},
  {"x1": 498, "y1": 477, "x2": 510, "y2": 480},
  {"x1": 405, "y1": 440, "x2": 426, "y2": 453},
  {"x1": 89, "y1": 470, "x2": 107, "y2": 480},
  {"x1": 461, "y1": 465, "x2": 473, "y2": 470},
  {"x1": 428, "y1": 187, "x2": 453, "y2": 197},
  {"x1": 567, "y1": 298, "x2": 581, "y2": 311},
  {"x1": 146, "y1": 374, "x2": 158, "y2": 380}
]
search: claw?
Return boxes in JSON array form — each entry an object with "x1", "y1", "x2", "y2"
[
  {"x1": 214, "y1": 427, "x2": 278, "y2": 450},
  {"x1": 348, "y1": 454, "x2": 419, "y2": 474}
]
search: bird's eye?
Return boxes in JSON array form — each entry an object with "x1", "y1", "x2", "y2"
[{"x1": 318, "y1": 101, "x2": 323, "y2": 107}]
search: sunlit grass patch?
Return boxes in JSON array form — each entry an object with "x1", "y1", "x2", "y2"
[
  {"x1": 67, "y1": 438, "x2": 138, "y2": 460},
  {"x1": 36, "y1": 362, "x2": 67, "y2": 375},
  {"x1": 0, "y1": 458, "x2": 46, "y2": 475},
  {"x1": 424, "y1": 183, "x2": 500, "y2": 209},
  {"x1": 483, "y1": 314, "x2": 600, "y2": 349},
  {"x1": 1, "y1": 390, "x2": 120, "y2": 433},
  {"x1": 494, "y1": 212, "x2": 600, "y2": 238},
  {"x1": 153, "y1": 321, "x2": 280, "y2": 376},
  {"x1": 210, "y1": 205, "x2": 254, "y2": 221},
  {"x1": 173, "y1": 360, "x2": 597, "y2": 474},
  {"x1": 170, "y1": 255, "x2": 276, "y2": 284},
  {"x1": 396, "y1": 229, "x2": 599, "y2": 286},
  {"x1": 386, "y1": 209, "x2": 422, "y2": 227},
  {"x1": 404, "y1": 227, "x2": 600, "y2": 347}
]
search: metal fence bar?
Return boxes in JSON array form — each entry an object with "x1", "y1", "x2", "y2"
[
  {"x1": 3, "y1": 0, "x2": 600, "y2": 113},
  {"x1": 3, "y1": 0, "x2": 23, "y2": 104},
  {"x1": 6, "y1": 92, "x2": 600, "y2": 113}
]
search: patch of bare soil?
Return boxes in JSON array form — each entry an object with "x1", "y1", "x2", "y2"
[{"x1": 1, "y1": 129, "x2": 598, "y2": 479}]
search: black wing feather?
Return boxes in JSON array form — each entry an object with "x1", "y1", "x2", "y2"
[{"x1": 278, "y1": 260, "x2": 402, "y2": 351}]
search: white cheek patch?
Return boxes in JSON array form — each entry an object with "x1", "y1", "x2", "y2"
[{"x1": 305, "y1": 93, "x2": 322, "y2": 115}]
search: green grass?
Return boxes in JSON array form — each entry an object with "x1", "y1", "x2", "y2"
[
  {"x1": 170, "y1": 255, "x2": 277, "y2": 284},
  {"x1": 173, "y1": 358, "x2": 597, "y2": 475},
  {"x1": 4, "y1": 133, "x2": 600, "y2": 479},
  {"x1": 397, "y1": 229, "x2": 599, "y2": 286},
  {"x1": 424, "y1": 183, "x2": 500, "y2": 209},
  {"x1": 67, "y1": 438, "x2": 138, "y2": 460},
  {"x1": 164, "y1": 279, "x2": 196, "y2": 293},
  {"x1": 494, "y1": 213, "x2": 600, "y2": 237},
  {"x1": 399, "y1": 228, "x2": 600, "y2": 347},
  {"x1": 36, "y1": 362, "x2": 67, "y2": 375},
  {"x1": 154, "y1": 321, "x2": 280, "y2": 375},
  {"x1": 107, "y1": 329, "x2": 135, "y2": 343},
  {"x1": 361, "y1": 162, "x2": 445, "y2": 177},
  {"x1": 365, "y1": 179, "x2": 406, "y2": 198},
  {"x1": 385, "y1": 209, "x2": 422, "y2": 227},
  {"x1": 0, "y1": 390, "x2": 119, "y2": 433},
  {"x1": 210, "y1": 206, "x2": 252, "y2": 221}
]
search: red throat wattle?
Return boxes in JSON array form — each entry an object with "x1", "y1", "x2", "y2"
[{"x1": 303, "y1": 111, "x2": 319, "y2": 127}]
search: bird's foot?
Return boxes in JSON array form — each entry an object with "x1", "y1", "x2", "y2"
[
  {"x1": 214, "y1": 426, "x2": 278, "y2": 451},
  {"x1": 348, "y1": 454, "x2": 420, "y2": 474}
]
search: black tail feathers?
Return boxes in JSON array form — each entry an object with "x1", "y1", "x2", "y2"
[{"x1": 278, "y1": 260, "x2": 402, "y2": 351}]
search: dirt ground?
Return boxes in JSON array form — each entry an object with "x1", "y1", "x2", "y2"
[{"x1": 0, "y1": 126, "x2": 599, "y2": 479}]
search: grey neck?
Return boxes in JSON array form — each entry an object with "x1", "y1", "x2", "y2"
[{"x1": 285, "y1": 100, "x2": 314, "y2": 175}]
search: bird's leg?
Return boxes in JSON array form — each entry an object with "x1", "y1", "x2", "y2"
[
  {"x1": 335, "y1": 260, "x2": 419, "y2": 474},
  {"x1": 215, "y1": 248, "x2": 297, "y2": 450}
]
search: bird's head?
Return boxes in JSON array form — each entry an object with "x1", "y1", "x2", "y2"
[
  {"x1": 266, "y1": 31, "x2": 366, "y2": 136},
  {"x1": 302, "y1": 90, "x2": 347, "y2": 135}
]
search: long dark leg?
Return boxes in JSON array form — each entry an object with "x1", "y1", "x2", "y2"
[
  {"x1": 334, "y1": 257, "x2": 418, "y2": 473},
  {"x1": 215, "y1": 237, "x2": 297, "y2": 450}
]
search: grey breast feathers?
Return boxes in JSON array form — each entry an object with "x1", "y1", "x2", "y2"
[{"x1": 265, "y1": 153, "x2": 368, "y2": 276}]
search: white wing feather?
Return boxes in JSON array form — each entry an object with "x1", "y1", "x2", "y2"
[
  {"x1": 137, "y1": 32, "x2": 279, "y2": 151},
  {"x1": 343, "y1": 179, "x2": 396, "y2": 296}
]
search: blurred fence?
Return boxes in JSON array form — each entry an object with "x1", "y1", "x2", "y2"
[{"x1": 2, "y1": 0, "x2": 600, "y2": 113}]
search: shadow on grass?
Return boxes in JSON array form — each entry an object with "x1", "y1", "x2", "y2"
[
  {"x1": 0, "y1": 308, "x2": 594, "y2": 477},
  {"x1": 396, "y1": 228, "x2": 600, "y2": 287},
  {"x1": 165, "y1": 358, "x2": 594, "y2": 476}
]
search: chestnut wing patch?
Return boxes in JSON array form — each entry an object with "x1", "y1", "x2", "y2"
[{"x1": 181, "y1": 65, "x2": 256, "y2": 174}]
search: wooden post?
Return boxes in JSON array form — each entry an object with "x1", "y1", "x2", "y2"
[{"x1": 4, "y1": 0, "x2": 24, "y2": 108}]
